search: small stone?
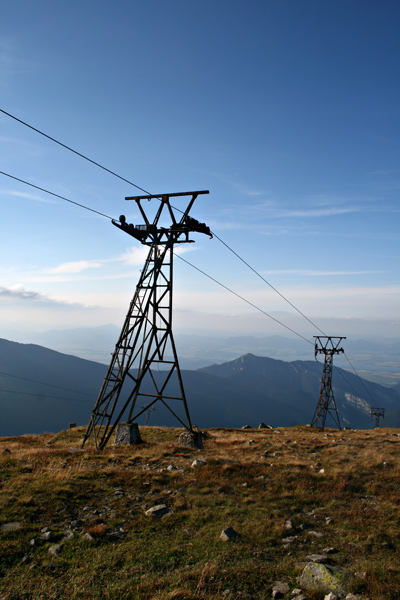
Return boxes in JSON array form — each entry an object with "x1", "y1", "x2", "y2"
[
  {"x1": 324, "y1": 594, "x2": 338, "y2": 600},
  {"x1": 282, "y1": 536, "x2": 297, "y2": 543},
  {"x1": 308, "y1": 531, "x2": 324, "y2": 538},
  {"x1": 272, "y1": 582, "x2": 290, "y2": 598},
  {"x1": 29, "y1": 562, "x2": 40, "y2": 570},
  {"x1": 41, "y1": 526, "x2": 51, "y2": 533},
  {"x1": 291, "y1": 590, "x2": 302, "y2": 596},
  {"x1": 167, "y1": 464, "x2": 177, "y2": 471},
  {"x1": 284, "y1": 519, "x2": 293, "y2": 530},
  {"x1": 0, "y1": 522, "x2": 21, "y2": 532},
  {"x1": 48, "y1": 544, "x2": 63, "y2": 557},
  {"x1": 241, "y1": 425, "x2": 252, "y2": 429},
  {"x1": 306, "y1": 554, "x2": 328, "y2": 563},
  {"x1": 40, "y1": 531, "x2": 51, "y2": 541},
  {"x1": 326, "y1": 517, "x2": 334, "y2": 525},
  {"x1": 71, "y1": 519, "x2": 83, "y2": 528},
  {"x1": 2, "y1": 448, "x2": 11, "y2": 454},
  {"x1": 83, "y1": 532, "x2": 95, "y2": 542},
  {"x1": 319, "y1": 469, "x2": 325, "y2": 474},
  {"x1": 29, "y1": 538, "x2": 37, "y2": 546},
  {"x1": 22, "y1": 554, "x2": 30, "y2": 564},
  {"x1": 62, "y1": 530, "x2": 74, "y2": 540},
  {"x1": 220, "y1": 526, "x2": 240, "y2": 542},
  {"x1": 191, "y1": 458, "x2": 206, "y2": 469},
  {"x1": 323, "y1": 547, "x2": 338, "y2": 554},
  {"x1": 145, "y1": 504, "x2": 174, "y2": 519}
]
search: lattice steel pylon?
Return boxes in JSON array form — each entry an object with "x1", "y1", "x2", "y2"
[
  {"x1": 311, "y1": 336, "x2": 346, "y2": 430},
  {"x1": 81, "y1": 190, "x2": 211, "y2": 450},
  {"x1": 371, "y1": 407, "x2": 385, "y2": 428}
]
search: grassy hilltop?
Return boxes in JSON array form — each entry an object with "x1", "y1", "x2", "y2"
[{"x1": 1, "y1": 426, "x2": 399, "y2": 599}]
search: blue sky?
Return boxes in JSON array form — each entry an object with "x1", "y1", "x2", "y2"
[{"x1": 0, "y1": 0, "x2": 399, "y2": 347}]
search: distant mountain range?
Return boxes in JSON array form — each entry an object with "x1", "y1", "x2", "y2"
[
  {"x1": 2, "y1": 325, "x2": 400, "y2": 386},
  {"x1": 0, "y1": 338, "x2": 399, "y2": 438}
]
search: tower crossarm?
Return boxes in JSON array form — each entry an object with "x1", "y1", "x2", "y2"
[{"x1": 113, "y1": 190, "x2": 211, "y2": 245}]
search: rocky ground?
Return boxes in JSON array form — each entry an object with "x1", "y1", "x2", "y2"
[{"x1": 0, "y1": 425, "x2": 399, "y2": 599}]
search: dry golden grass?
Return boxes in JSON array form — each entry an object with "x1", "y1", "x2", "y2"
[{"x1": 0, "y1": 425, "x2": 400, "y2": 599}]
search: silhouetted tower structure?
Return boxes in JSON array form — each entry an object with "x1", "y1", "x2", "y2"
[
  {"x1": 311, "y1": 336, "x2": 346, "y2": 430},
  {"x1": 371, "y1": 407, "x2": 385, "y2": 428},
  {"x1": 81, "y1": 191, "x2": 211, "y2": 450}
]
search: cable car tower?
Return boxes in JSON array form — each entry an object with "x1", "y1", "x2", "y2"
[
  {"x1": 311, "y1": 336, "x2": 346, "y2": 430},
  {"x1": 81, "y1": 190, "x2": 211, "y2": 450}
]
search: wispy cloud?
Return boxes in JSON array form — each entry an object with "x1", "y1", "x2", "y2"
[
  {"x1": 45, "y1": 260, "x2": 103, "y2": 275},
  {"x1": 0, "y1": 188, "x2": 56, "y2": 204},
  {"x1": 261, "y1": 269, "x2": 384, "y2": 277},
  {"x1": 0, "y1": 285, "x2": 90, "y2": 309}
]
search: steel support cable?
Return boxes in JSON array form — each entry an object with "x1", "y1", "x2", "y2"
[
  {"x1": 0, "y1": 370, "x2": 95, "y2": 397},
  {"x1": 342, "y1": 352, "x2": 376, "y2": 404},
  {"x1": 0, "y1": 171, "x2": 114, "y2": 220},
  {"x1": 3, "y1": 111, "x2": 372, "y2": 383},
  {"x1": 0, "y1": 108, "x2": 151, "y2": 195},
  {"x1": 175, "y1": 253, "x2": 314, "y2": 346},
  {"x1": 333, "y1": 365, "x2": 373, "y2": 406},
  {"x1": 211, "y1": 232, "x2": 327, "y2": 336},
  {"x1": 2, "y1": 171, "x2": 315, "y2": 347},
  {"x1": 0, "y1": 110, "x2": 332, "y2": 339},
  {"x1": 0, "y1": 389, "x2": 94, "y2": 404}
]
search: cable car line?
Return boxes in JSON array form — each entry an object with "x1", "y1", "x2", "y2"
[
  {"x1": 175, "y1": 253, "x2": 314, "y2": 346},
  {"x1": 0, "y1": 109, "x2": 329, "y2": 337},
  {"x1": 1, "y1": 111, "x2": 377, "y2": 401},
  {"x1": 0, "y1": 171, "x2": 114, "y2": 220},
  {"x1": 0, "y1": 370, "x2": 95, "y2": 397},
  {"x1": 0, "y1": 108, "x2": 151, "y2": 195}
]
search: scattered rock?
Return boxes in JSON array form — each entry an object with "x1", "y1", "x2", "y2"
[
  {"x1": 40, "y1": 531, "x2": 51, "y2": 541},
  {"x1": 241, "y1": 425, "x2": 252, "y2": 429},
  {"x1": 326, "y1": 517, "x2": 334, "y2": 525},
  {"x1": 29, "y1": 538, "x2": 37, "y2": 547},
  {"x1": 308, "y1": 531, "x2": 324, "y2": 538},
  {"x1": 145, "y1": 504, "x2": 174, "y2": 519},
  {"x1": 62, "y1": 530, "x2": 74, "y2": 541},
  {"x1": 282, "y1": 536, "x2": 297, "y2": 543},
  {"x1": 323, "y1": 547, "x2": 338, "y2": 554},
  {"x1": 167, "y1": 464, "x2": 177, "y2": 471},
  {"x1": 21, "y1": 554, "x2": 30, "y2": 564},
  {"x1": 306, "y1": 554, "x2": 328, "y2": 563},
  {"x1": 2, "y1": 448, "x2": 11, "y2": 454},
  {"x1": 41, "y1": 526, "x2": 51, "y2": 533},
  {"x1": 0, "y1": 522, "x2": 21, "y2": 532},
  {"x1": 191, "y1": 458, "x2": 206, "y2": 469},
  {"x1": 258, "y1": 422, "x2": 268, "y2": 429},
  {"x1": 284, "y1": 519, "x2": 293, "y2": 530},
  {"x1": 220, "y1": 526, "x2": 240, "y2": 542},
  {"x1": 71, "y1": 519, "x2": 84, "y2": 528},
  {"x1": 324, "y1": 593, "x2": 338, "y2": 600},
  {"x1": 48, "y1": 544, "x2": 63, "y2": 557},
  {"x1": 300, "y1": 562, "x2": 351, "y2": 597},
  {"x1": 272, "y1": 582, "x2": 290, "y2": 598},
  {"x1": 83, "y1": 532, "x2": 95, "y2": 542}
]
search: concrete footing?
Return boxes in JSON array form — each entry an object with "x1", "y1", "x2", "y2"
[{"x1": 114, "y1": 422, "x2": 142, "y2": 445}]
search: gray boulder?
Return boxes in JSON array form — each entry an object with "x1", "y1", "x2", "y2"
[{"x1": 300, "y1": 562, "x2": 350, "y2": 597}]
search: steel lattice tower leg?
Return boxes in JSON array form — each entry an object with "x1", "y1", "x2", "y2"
[
  {"x1": 311, "y1": 336, "x2": 345, "y2": 430},
  {"x1": 81, "y1": 242, "x2": 191, "y2": 450}
]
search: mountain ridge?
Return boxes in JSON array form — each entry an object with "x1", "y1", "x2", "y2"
[{"x1": 0, "y1": 338, "x2": 399, "y2": 437}]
